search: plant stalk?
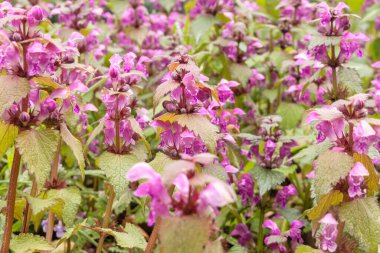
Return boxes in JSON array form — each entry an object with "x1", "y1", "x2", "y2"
[
  {"x1": 21, "y1": 178, "x2": 37, "y2": 233},
  {"x1": 0, "y1": 150, "x2": 22, "y2": 253},
  {"x1": 144, "y1": 217, "x2": 162, "y2": 253},
  {"x1": 331, "y1": 45, "x2": 338, "y2": 95},
  {"x1": 257, "y1": 205, "x2": 265, "y2": 253},
  {"x1": 1, "y1": 96, "x2": 28, "y2": 253},
  {"x1": 45, "y1": 140, "x2": 61, "y2": 242},
  {"x1": 96, "y1": 184, "x2": 115, "y2": 253}
]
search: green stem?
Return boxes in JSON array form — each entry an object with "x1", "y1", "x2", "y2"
[{"x1": 257, "y1": 205, "x2": 265, "y2": 253}]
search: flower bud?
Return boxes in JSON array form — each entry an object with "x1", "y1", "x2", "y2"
[
  {"x1": 12, "y1": 32, "x2": 22, "y2": 42},
  {"x1": 19, "y1": 112, "x2": 30, "y2": 125},
  {"x1": 44, "y1": 99, "x2": 58, "y2": 113},
  {"x1": 29, "y1": 6, "x2": 44, "y2": 21}
]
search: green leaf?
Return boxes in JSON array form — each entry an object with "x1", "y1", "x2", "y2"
[
  {"x1": 46, "y1": 187, "x2": 81, "y2": 227},
  {"x1": 31, "y1": 76, "x2": 62, "y2": 90},
  {"x1": 306, "y1": 190, "x2": 343, "y2": 221},
  {"x1": 86, "y1": 118, "x2": 105, "y2": 148},
  {"x1": 204, "y1": 239, "x2": 224, "y2": 253},
  {"x1": 252, "y1": 166, "x2": 285, "y2": 196},
  {"x1": 159, "y1": 0, "x2": 176, "y2": 12},
  {"x1": 125, "y1": 25, "x2": 149, "y2": 46},
  {"x1": 159, "y1": 216, "x2": 211, "y2": 253},
  {"x1": 263, "y1": 89, "x2": 277, "y2": 103},
  {"x1": 295, "y1": 245, "x2": 323, "y2": 253},
  {"x1": 266, "y1": 235, "x2": 287, "y2": 244},
  {"x1": 97, "y1": 152, "x2": 140, "y2": 197},
  {"x1": 10, "y1": 233, "x2": 54, "y2": 253},
  {"x1": 99, "y1": 223, "x2": 147, "y2": 250},
  {"x1": 57, "y1": 220, "x2": 87, "y2": 246},
  {"x1": 153, "y1": 80, "x2": 180, "y2": 109},
  {"x1": 338, "y1": 198, "x2": 380, "y2": 253},
  {"x1": 23, "y1": 193, "x2": 64, "y2": 216},
  {"x1": 338, "y1": 67, "x2": 363, "y2": 94},
  {"x1": 228, "y1": 245, "x2": 248, "y2": 253},
  {"x1": 174, "y1": 114, "x2": 220, "y2": 151},
  {"x1": 369, "y1": 38, "x2": 380, "y2": 61},
  {"x1": 190, "y1": 14, "x2": 218, "y2": 41},
  {"x1": 157, "y1": 113, "x2": 220, "y2": 151},
  {"x1": 275, "y1": 103, "x2": 305, "y2": 130},
  {"x1": 292, "y1": 141, "x2": 332, "y2": 166},
  {"x1": 60, "y1": 123, "x2": 85, "y2": 180},
  {"x1": 0, "y1": 75, "x2": 30, "y2": 114},
  {"x1": 345, "y1": 0, "x2": 366, "y2": 13},
  {"x1": 308, "y1": 35, "x2": 341, "y2": 49},
  {"x1": 313, "y1": 151, "x2": 354, "y2": 200},
  {"x1": 229, "y1": 63, "x2": 252, "y2": 85},
  {"x1": 0, "y1": 121, "x2": 18, "y2": 158},
  {"x1": 269, "y1": 50, "x2": 291, "y2": 73},
  {"x1": 149, "y1": 152, "x2": 173, "y2": 174},
  {"x1": 16, "y1": 129, "x2": 60, "y2": 190},
  {"x1": 203, "y1": 163, "x2": 228, "y2": 181}
]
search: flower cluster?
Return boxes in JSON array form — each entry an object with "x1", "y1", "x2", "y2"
[
  {"x1": 126, "y1": 155, "x2": 235, "y2": 225},
  {"x1": 307, "y1": 95, "x2": 380, "y2": 154},
  {"x1": 263, "y1": 219, "x2": 304, "y2": 252},
  {"x1": 248, "y1": 116, "x2": 297, "y2": 169},
  {"x1": 101, "y1": 53, "x2": 148, "y2": 153}
]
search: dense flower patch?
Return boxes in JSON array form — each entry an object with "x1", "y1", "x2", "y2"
[{"x1": 0, "y1": 0, "x2": 380, "y2": 252}]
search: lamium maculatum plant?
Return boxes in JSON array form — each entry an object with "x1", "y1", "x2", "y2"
[{"x1": 0, "y1": 1, "x2": 379, "y2": 253}]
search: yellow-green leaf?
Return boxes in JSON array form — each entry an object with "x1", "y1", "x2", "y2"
[
  {"x1": 306, "y1": 190, "x2": 343, "y2": 221},
  {"x1": 97, "y1": 152, "x2": 141, "y2": 198},
  {"x1": 153, "y1": 80, "x2": 180, "y2": 109},
  {"x1": 98, "y1": 223, "x2": 147, "y2": 250},
  {"x1": 149, "y1": 152, "x2": 174, "y2": 175},
  {"x1": 174, "y1": 113, "x2": 220, "y2": 151},
  {"x1": 0, "y1": 121, "x2": 18, "y2": 157},
  {"x1": 313, "y1": 151, "x2": 354, "y2": 201},
  {"x1": 159, "y1": 216, "x2": 211, "y2": 253},
  {"x1": 60, "y1": 123, "x2": 85, "y2": 179},
  {"x1": 16, "y1": 129, "x2": 60, "y2": 190},
  {"x1": 295, "y1": 245, "x2": 323, "y2": 253},
  {"x1": 10, "y1": 233, "x2": 54, "y2": 253},
  {"x1": 47, "y1": 187, "x2": 81, "y2": 227},
  {"x1": 0, "y1": 75, "x2": 30, "y2": 114},
  {"x1": 353, "y1": 153, "x2": 378, "y2": 196},
  {"x1": 31, "y1": 76, "x2": 62, "y2": 90},
  {"x1": 338, "y1": 197, "x2": 380, "y2": 253}
]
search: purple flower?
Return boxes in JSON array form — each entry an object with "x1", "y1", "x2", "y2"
[
  {"x1": 286, "y1": 220, "x2": 304, "y2": 247},
  {"x1": 263, "y1": 219, "x2": 286, "y2": 252},
  {"x1": 231, "y1": 224, "x2": 253, "y2": 247},
  {"x1": 237, "y1": 173, "x2": 255, "y2": 206},
  {"x1": 53, "y1": 220, "x2": 66, "y2": 238},
  {"x1": 275, "y1": 184, "x2": 298, "y2": 208},
  {"x1": 150, "y1": 120, "x2": 207, "y2": 156}
]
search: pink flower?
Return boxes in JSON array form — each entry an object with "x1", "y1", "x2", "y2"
[
  {"x1": 198, "y1": 180, "x2": 235, "y2": 212},
  {"x1": 348, "y1": 162, "x2": 369, "y2": 199},
  {"x1": 126, "y1": 163, "x2": 171, "y2": 226},
  {"x1": 318, "y1": 213, "x2": 338, "y2": 252}
]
